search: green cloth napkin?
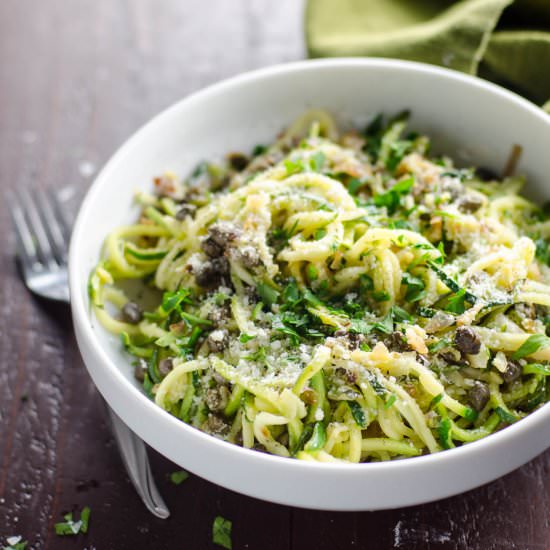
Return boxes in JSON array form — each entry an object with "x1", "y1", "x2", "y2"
[{"x1": 306, "y1": 0, "x2": 550, "y2": 110}]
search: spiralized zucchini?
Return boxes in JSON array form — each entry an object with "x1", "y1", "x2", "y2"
[{"x1": 90, "y1": 110, "x2": 550, "y2": 462}]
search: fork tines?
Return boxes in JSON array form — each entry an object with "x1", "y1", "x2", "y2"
[{"x1": 9, "y1": 186, "x2": 71, "y2": 271}]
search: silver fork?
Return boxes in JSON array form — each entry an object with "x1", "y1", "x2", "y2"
[{"x1": 9, "y1": 185, "x2": 170, "y2": 519}]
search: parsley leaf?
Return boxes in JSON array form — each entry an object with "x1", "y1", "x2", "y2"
[
  {"x1": 162, "y1": 288, "x2": 192, "y2": 313},
  {"x1": 252, "y1": 144, "x2": 267, "y2": 156},
  {"x1": 428, "y1": 337, "x2": 451, "y2": 353},
  {"x1": 283, "y1": 279, "x2": 301, "y2": 305},
  {"x1": 386, "y1": 140, "x2": 413, "y2": 172},
  {"x1": 523, "y1": 363, "x2": 550, "y2": 375},
  {"x1": 314, "y1": 227, "x2": 327, "y2": 240},
  {"x1": 257, "y1": 283, "x2": 279, "y2": 306},
  {"x1": 239, "y1": 333, "x2": 255, "y2": 343},
  {"x1": 3, "y1": 536, "x2": 27, "y2": 550},
  {"x1": 169, "y1": 470, "x2": 189, "y2": 485},
  {"x1": 349, "y1": 319, "x2": 373, "y2": 334},
  {"x1": 284, "y1": 159, "x2": 304, "y2": 175},
  {"x1": 350, "y1": 314, "x2": 394, "y2": 335},
  {"x1": 54, "y1": 506, "x2": 90, "y2": 536},
  {"x1": 445, "y1": 289, "x2": 467, "y2": 314},
  {"x1": 212, "y1": 516, "x2": 233, "y2": 549},
  {"x1": 391, "y1": 305, "x2": 412, "y2": 323},
  {"x1": 276, "y1": 325, "x2": 301, "y2": 346},
  {"x1": 402, "y1": 272, "x2": 426, "y2": 303},
  {"x1": 373, "y1": 176, "x2": 414, "y2": 214},
  {"x1": 244, "y1": 346, "x2": 268, "y2": 363},
  {"x1": 310, "y1": 151, "x2": 325, "y2": 172},
  {"x1": 512, "y1": 334, "x2": 550, "y2": 360}
]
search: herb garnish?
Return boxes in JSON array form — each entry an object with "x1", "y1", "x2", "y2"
[
  {"x1": 310, "y1": 151, "x2": 325, "y2": 172},
  {"x1": 402, "y1": 272, "x2": 426, "y2": 303},
  {"x1": 372, "y1": 176, "x2": 414, "y2": 215},
  {"x1": 212, "y1": 516, "x2": 233, "y2": 549},
  {"x1": 284, "y1": 159, "x2": 304, "y2": 176},
  {"x1": 257, "y1": 282, "x2": 280, "y2": 307},
  {"x1": 169, "y1": 470, "x2": 189, "y2": 485},
  {"x1": 54, "y1": 506, "x2": 90, "y2": 536},
  {"x1": 2, "y1": 536, "x2": 27, "y2": 550},
  {"x1": 512, "y1": 334, "x2": 550, "y2": 360}
]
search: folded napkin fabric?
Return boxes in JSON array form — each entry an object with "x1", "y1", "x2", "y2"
[{"x1": 306, "y1": 0, "x2": 550, "y2": 110}]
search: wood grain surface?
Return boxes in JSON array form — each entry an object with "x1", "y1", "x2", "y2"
[{"x1": 0, "y1": 1, "x2": 548, "y2": 549}]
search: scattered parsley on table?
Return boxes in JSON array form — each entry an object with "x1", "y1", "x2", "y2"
[
  {"x1": 169, "y1": 470, "x2": 189, "y2": 485},
  {"x1": 212, "y1": 515, "x2": 232, "y2": 549},
  {"x1": 54, "y1": 506, "x2": 90, "y2": 535},
  {"x1": 2, "y1": 536, "x2": 27, "y2": 550}
]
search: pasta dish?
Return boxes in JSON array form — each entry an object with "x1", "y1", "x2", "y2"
[{"x1": 89, "y1": 110, "x2": 550, "y2": 462}]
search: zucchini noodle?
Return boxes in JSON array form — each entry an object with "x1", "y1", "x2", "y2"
[{"x1": 90, "y1": 110, "x2": 550, "y2": 463}]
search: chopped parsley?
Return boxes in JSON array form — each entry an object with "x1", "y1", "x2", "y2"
[
  {"x1": 162, "y1": 288, "x2": 193, "y2": 313},
  {"x1": 212, "y1": 516, "x2": 233, "y2": 549},
  {"x1": 402, "y1": 272, "x2": 426, "y2": 303},
  {"x1": 310, "y1": 151, "x2": 326, "y2": 172},
  {"x1": 257, "y1": 282, "x2": 279, "y2": 307},
  {"x1": 523, "y1": 363, "x2": 550, "y2": 375},
  {"x1": 314, "y1": 227, "x2": 327, "y2": 240},
  {"x1": 372, "y1": 176, "x2": 414, "y2": 215},
  {"x1": 54, "y1": 506, "x2": 90, "y2": 536},
  {"x1": 284, "y1": 159, "x2": 304, "y2": 176},
  {"x1": 391, "y1": 305, "x2": 413, "y2": 323},
  {"x1": 252, "y1": 144, "x2": 267, "y2": 156},
  {"x1": 428, "y1": 337, "x2": 451, "y2": 353},
  {"x1": 276, "y1": 325, "x2": 301, "y2": 346},
  {"x1": 444, "y1": 289, "x2": 467, "y2": 314},
  {"x1": 169, "y1": 470, "x2": 189, "y2": 485},
  {"x1": 512, "y1": 334, "x2": 550, "y2": 360},
  {"x1": 3, "y1": 537, "x2": 27, "y2": 550}
]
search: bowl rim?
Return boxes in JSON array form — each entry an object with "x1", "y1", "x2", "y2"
[{"x1": 69, "y1": 57, "x2": 550, "y2": 476}]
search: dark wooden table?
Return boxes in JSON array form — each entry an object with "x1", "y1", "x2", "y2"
[{"x1": 1, "y1": 1, "x2": 548, "y2": 548}]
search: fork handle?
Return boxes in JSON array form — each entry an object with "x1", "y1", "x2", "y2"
[{"x1": 105, "y1": 401, "x2": 170, "y2": 518}]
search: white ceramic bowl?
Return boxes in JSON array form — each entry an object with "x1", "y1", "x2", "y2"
[{"x1": 69, "y1": 59, "x2": 550, "y2": 511}]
